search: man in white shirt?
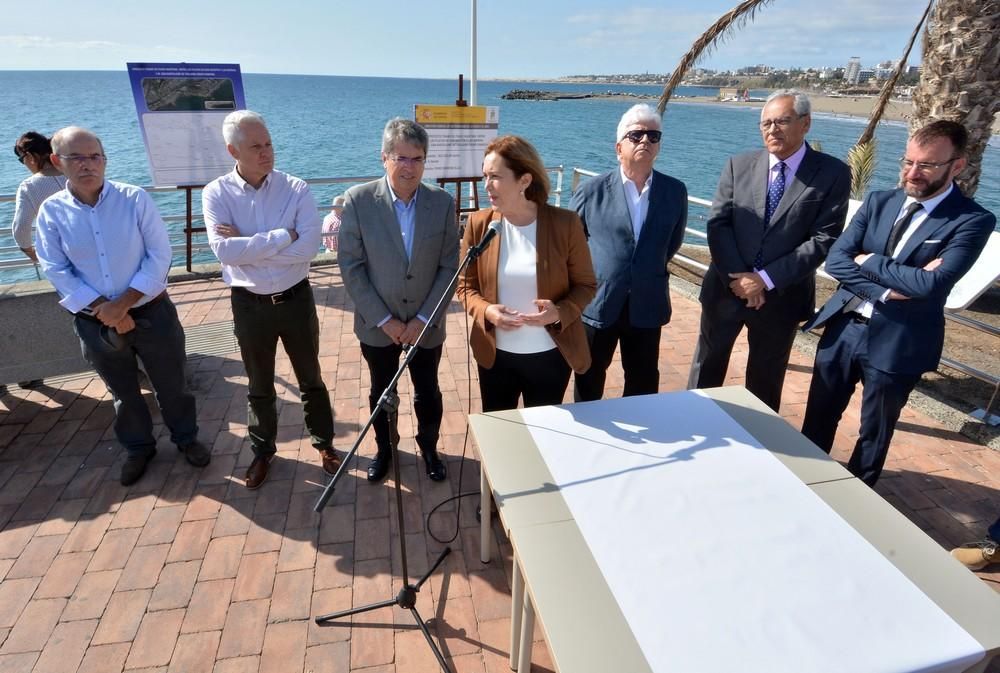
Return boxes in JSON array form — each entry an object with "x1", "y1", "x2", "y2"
[
  {"x1": 35, "y1": 127, "x2": 209, "y2": 486},
  {"x1": 203, "y1": 111, "x2": 336, "y2": 490},
  {"x1": 570, "y1": 104, "x2": 688, "y2": 402},
  {"x1": 338, "y1": 118, "x2": 458, "y2": 484}
]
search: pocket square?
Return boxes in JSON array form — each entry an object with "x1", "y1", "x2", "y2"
[{"x1": 922, "y1": 239, "x2": 943, "y2": 244}]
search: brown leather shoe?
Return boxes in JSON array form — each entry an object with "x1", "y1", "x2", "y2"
[
  {"x1": 245, "y1": 455, "x2": 273, "y2": 490},
  {"x1": 319, "y1": 448, "x2": 341, "y2": 476}
]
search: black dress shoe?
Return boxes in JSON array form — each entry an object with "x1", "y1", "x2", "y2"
[
  {"x1": 423, "y1": 450, "x2": 447, "y2": 482},
  {"x1": 121, "y1": 449, "x2": 156, "y2": 486},
  {"x1": 367, "y1": 452, "x2": 391, "y2": 483},
  {"x1": 178, "y1": 440, "x2": 211, "y2": 467}
]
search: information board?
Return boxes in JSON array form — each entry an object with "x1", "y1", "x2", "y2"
[
  {"x1": 127, "y1": 62, "x2": 246, "y2": 187},
  {"x1": 414, "y1": 104, "x2": 499, "y2": 180}
]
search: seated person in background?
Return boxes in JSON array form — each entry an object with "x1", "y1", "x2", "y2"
[
  {"x1": 458, "y1": 135, "x2": 596, "y2": 412},
  {"x1": 322, "y1": 195, "x2": 345, "y2": 253},
  {"x1": 12, "y1": 131, "x2": 67, "y2": 262}
]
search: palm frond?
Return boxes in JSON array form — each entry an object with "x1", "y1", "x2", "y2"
[
  {"x1": 656, "y1": 0, "x2": 776, "y2": 116},
  {"x1": 847, "y1": 140, "x2": 878, "y2": 200},
  {"x1": 856, "y1": 0, "x2": 934, "y2": 145}
]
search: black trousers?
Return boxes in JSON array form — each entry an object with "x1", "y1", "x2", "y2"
[
  {"x1": 479, "y1": 348, "x2": 571, "y2": 413},
  {"x1": 231, "y1": 281, "x2": 334, "y2": 458},
  {"x1": 687, "y1": 291, "x2": 799, "y2": 412},
  {"x1": 800, "y1": 313, "x2": 920, "y2": 487},
  {"x1": 574, "y1": 303, "x2": 661, "y2": 402},
  {"x1": 360, "y1": 342, "x2": 443, "y2": 457}
]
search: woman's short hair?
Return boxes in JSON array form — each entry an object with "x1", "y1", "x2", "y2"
[
  {"x1": 484, "y1": 135, "x2": 550, "y2": 207},
  {"x1": 14, "y1": 131, "x2": 54, "y2": 166}
]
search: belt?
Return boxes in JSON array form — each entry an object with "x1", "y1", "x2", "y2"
[
  {"x1": 75, "y1": 291, "x2": 167, "y2": 322},
  {"x1": 850, "y1": 313, "x2": 870, "y2": 325},
  {"x1": 232, "y1": 278, "x2": 309, "y2": 305}
]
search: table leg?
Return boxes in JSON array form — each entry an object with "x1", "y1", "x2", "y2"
[
  {"x1": 516, "y1": 591, "x2": 535, "y2": 673},
  {"x1": 510, "y1": 557, "x2": 524, "y2": 669},
  {"x1": 480, "y1": 464, "x2": 492, "y2": 563}
]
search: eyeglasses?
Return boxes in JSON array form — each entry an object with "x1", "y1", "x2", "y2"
[
  {"x1": 58, "y1": 153, "x2": 106, "y2": 165},
  {"x1": 759, "y1": 115, "x2": 805, "y2": 131},
  {"x1": 389, "y1": 154, "x2": 425, "y2": 166},
  {"x1": 15, "y1": 151, "x2": 27, "y2": 164},
  {"x1": 899, "y1": 156, "x2": 958, "y2": 173},
  {"x1": 622, "y1": 129, "x2": 662, "y2": 144}
]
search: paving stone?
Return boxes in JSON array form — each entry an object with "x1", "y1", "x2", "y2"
[
  {"x1": 88, "y1": 527, "x2": 142, "y2": 572},
  {"x1": 76, "y1": 642, "x2": 131, "y2": 673},
  {"x1": 0, "y1": 598, "x2": 66, "y2": 654},
  {"x1": 167, "y1": 519, "x2": 215, "y2": 563},
  {"x1": 217, "y1": 599, "x2": 269, "y2": 659},
  {"x1": 198, "y1": 535, "x2": 245, "y2": 581},
  {"x1": 211, "y1": 656, "x2": 259, "y2": 673},
  {"x1": 124, "y1": 608, "x2": 184, "y2": 669},
  {"x1": 0, "y1": 577, "x2": 40, "y2": 628},
  {"x1": 62, "y1": 569, "x2": 122, "y2": 621},
  {"x1": 116, "y1": 542, "x2": 170, "y2": 591},
  {"x1": 31, "y1": 617, "x2": 97, "y2": 673},
  {"x1": 34, "y1": 551, "x2": 93, "y2": 599},
  {"x1": 0, "y1": 523, "x2": 38, "y2": 560},
  {"x1": 268, "y1": 568, "x2": 313, "y2": 623},
  {"x1": 181, "y1": 579, "x2": 235, "y2": 634},
  {"x1": 167, "y1": 630, "x2": 220, "y2": 673},
  {"x1": 0, "y1": 652, "x2": 38, "y2": 673},
  {"x1": 91, "y1": 589, "x2": 151, "y2": 644},
  {"x1": 138, "y1": 505, "x2": 187, "y2": 547},
  {"x1": 6, "y1": 533, "x2": 65, "y2": 579},
  {"x1": 149, "y1": 560, "x2": 201, "y2": 611},
  {"x1": 258, "y1": 621, "x2": 307, "y2": 673},
  {"x1": 232, "y1": 552, "x2": 278, "y2": 602},
  {"x1": 34, "y1": 498, "x2": 89, "y2": 537}
]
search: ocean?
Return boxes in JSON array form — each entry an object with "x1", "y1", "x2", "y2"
[{"x1": 2, "y1": 71, "x2": 997, "y2": 284}]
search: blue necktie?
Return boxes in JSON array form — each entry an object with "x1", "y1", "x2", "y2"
[
  {"x1": 756, "y1": 161, "x2": 786, "y2": 269},
  {"x1": 765, "y1": 161, "x2": 786, "y2": 225}
]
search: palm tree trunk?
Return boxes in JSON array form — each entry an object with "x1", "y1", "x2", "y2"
[{"x1": 911, "y1": 0, "x2": 1000, "y2": 197}]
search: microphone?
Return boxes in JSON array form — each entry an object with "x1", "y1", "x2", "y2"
[{"x1": 469, "y1": 219, "x2": 502, "y2": 259}]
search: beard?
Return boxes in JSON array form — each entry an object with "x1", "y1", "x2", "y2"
[{"x1": 902, "y1": 171, "x2": 950, "y2": 198}]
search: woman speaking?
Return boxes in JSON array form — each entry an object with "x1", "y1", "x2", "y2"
[{"x1": 458, "y1": 135, "x2": 596, "y2": 412}]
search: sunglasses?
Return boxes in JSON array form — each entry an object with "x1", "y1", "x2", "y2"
[
  {"x1": 15, "y1": 151, "x2": 27, "y2": 164},
  {"x1": 622, "y1": 129, "x2": 662, "y2": 144}
]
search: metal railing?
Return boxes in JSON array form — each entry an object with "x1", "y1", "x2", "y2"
[{"x1": 3, "y1": 166, "x2": 997, "y2": 419}]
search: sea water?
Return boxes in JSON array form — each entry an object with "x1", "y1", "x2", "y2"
[{"x1": 2, "y1": 71, "x2": 997, "y2": 284}]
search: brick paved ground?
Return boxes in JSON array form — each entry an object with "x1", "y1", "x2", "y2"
[{"x1": 1, "y1": 264, "x2": 997, "y2": 673}]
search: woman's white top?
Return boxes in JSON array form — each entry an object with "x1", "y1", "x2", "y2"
[
  {"x1": 495, "y1": 218, "x2": 557, "y2": 354},
  {"x1": 12, "y1": 173, "x2": 67, "y2": 248}
]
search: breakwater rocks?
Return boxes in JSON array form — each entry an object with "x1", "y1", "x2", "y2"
[{"x1": 501, "y1": 89, "x2": 657, "y2": 101}]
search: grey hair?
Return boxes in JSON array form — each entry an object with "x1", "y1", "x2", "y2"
[
  {"x1": 222, "y1": 110, "x2": 267, "y2": 146},
  {"x1": 763, "y1": 89, "x2": 811, "y2": 117},
  {"x1": 381, "y1": 117, "x2": 429, "y2": 156},
  {"x1": 332, "y1": 195, "x2": 346, "y2": 207},
  {"x1": 51, "y1": 126, "x2": 103, "y2": 155},
  {"x1": 616, "y1": 104, "x2": 661, "y2": 142}
]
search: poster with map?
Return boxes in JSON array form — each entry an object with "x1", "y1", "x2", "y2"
[{"x1": 127, "y1": 63, "x2": 246, "y2": 186}]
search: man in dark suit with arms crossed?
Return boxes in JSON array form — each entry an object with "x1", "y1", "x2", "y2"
[
  {"x1": 801, "y1": 120, "x2": 994, "y2": 486},
  {"x1": 688, "y1": 90, "x2": 851, "y2": 412},
  {"x1": 572, "y1": 104, "x2": 688, "y2": 401}
]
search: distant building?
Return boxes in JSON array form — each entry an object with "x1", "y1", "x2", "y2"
[
  {"x1": 875, "y1": 60, "x2": 900, "y2": 81},
  {"x1": 857, "y1": 68, "x2": 876, "y2": 84},
  {"x1": 845, "y1": 57, "x2": 862, "y2": 85}
]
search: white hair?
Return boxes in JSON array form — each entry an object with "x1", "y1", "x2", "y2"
[
  {"x1": 763, "y1": 89, "x2": 811, "y2": 117},
  {"x1": 222, "y1": 110, "x2": 267, "y2": 146},
  {"x1": 51, "y1": 126, "x2": 103, "y2": 155},
  {"x1": 616, "y1": 103, "x2": 661, "y2": 142}
]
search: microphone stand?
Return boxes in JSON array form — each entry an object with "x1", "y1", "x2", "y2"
[{"x1": 313, "y1": 230, "x2": 495, "y2": 673}]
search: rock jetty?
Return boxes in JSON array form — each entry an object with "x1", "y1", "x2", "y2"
[{"x1": 501, "y1": 89, "x2": 656, "y2": 101}]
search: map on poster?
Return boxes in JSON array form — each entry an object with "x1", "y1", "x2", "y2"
[
  {"x1": 127, "y1": 63, "x2": 246, "y2": 186},
  {"x1": 414, "y1": 105, "x2": 499, "y2": 181}
]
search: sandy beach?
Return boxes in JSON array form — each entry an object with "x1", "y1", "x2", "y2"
[{"x1": 679, "y1": 94, "x2": 1000, "y2": 135}]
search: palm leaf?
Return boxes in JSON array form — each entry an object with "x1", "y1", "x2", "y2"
[
  {"x1": 656, "y1": 0, "x2": 776, "y2": 116},
  {"x1": 847, "y1": 140, "x2": 878, "y2": 200}
]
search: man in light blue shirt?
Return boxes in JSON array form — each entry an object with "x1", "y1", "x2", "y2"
[{"x1": 34, "y1": 127, "x2": 208, "y2": 486}]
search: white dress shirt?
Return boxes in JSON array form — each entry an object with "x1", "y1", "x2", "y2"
[
  {"x1": 620, "y1": 167, "x2": 652, "y2": 241},
  {"x1": 34, "y1": 181, "x2": 171, "y2": 314},
  {"x1": 203, "y1": 168, "x2": 322, "y2": 294}
]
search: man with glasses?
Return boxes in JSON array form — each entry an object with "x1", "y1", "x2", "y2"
[
  {"x1": 801, "y1": 120, "x2": 994, "y2": 486},
  {"x1": 34, "y1": 126, "x2": 209, "y2": 485},
  {"x1": 203, "y1": 110, "x2": 336, "y2": 490},
  {"x1": 688, "y1": 89, "x2": 851, "y2": 412},
  {"x1": 571, "y1": 103, "x2": 688, "y2": 401},
  {"x1": 338, "y1": 118, "x2": 458, "y2": 484}
]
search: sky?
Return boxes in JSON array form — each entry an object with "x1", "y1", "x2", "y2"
[{"x1": 0, "y1": 0, "x2": 931, "y2": 78}]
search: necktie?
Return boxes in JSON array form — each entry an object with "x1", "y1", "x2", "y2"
[
  {"x1": 755, "y1": 162, "x2": 786, "y2": 268},
  {"x1": 764, "y1": 161, "x2": 786, "y2": 225},
  {"x1": 884, "y1": 201, "x2": 923, "y2": 256}
]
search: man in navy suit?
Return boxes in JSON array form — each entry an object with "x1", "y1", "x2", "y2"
[
  {"x1": 801, "y1": 120, "x2": 995, "y2": 487},
  {"x1": 571, "y1": 104, "x2": 688, "y2": 401},
  {"x1": 687, "y1": 90, "x2": 851, "y2": 412}
]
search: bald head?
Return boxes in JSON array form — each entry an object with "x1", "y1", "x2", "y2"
[{"x1": 51, "y1": 126, "x2": 104, "y2": 156}]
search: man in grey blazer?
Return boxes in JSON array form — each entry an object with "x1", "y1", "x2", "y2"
[
  {"x1": 572, "y1": 104, "x2": 688, "y2": 401},
  {"x1": 688, "y1": 90, "x2": 851, "y2": 412},
  {"x1": 338, "y1": 118, "x2": 459, "y2": 483}
]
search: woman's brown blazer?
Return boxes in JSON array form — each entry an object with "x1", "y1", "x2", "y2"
[{"x1": 457, "y1": 204, "x2": 597, "y2": 374}]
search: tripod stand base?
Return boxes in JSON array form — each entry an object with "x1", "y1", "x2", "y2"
[{"x1": 314, "y1": 547, "x2": 453, "y2": 672}]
